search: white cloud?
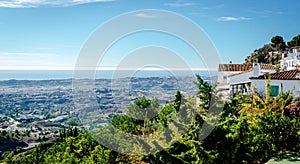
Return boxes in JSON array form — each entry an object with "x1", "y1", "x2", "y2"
[
  {"x1": 135, "y1": 13, "x2": 157, "y2": 18},
  {"x1": 0, "y1": 0, "x2": 114, "y2": 8},
  {"x1": 165, "y1": 0, "x2": 196, "y2": 7},
  {"x1": 216, "y1": 16, "x2": 252, "y2": 22},
  {"x1": 201, "y1": 4, "x2": 224, "y2": 10}
]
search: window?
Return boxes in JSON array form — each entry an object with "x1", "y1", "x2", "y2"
[{"x1": 270, "y1": 85, "x2": 279, "y2": 97}]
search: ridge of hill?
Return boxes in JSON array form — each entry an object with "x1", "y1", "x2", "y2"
[{"x1": 244, "y1": 34, "x2": 300, "y2": 65}]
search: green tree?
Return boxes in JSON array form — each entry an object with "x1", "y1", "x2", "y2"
[
  {"x1": 275, "y1": 63, "x2": 280, "y2": 72},
  {"x1": 126, "y1": 96, "x2": 159, "y2": 121},
  {"x1": 271, "y1": 35, "x2": 286, "y2": 51},
  {"x1": 287, "y1": 34, "x2": 300, "y2": 48},
  {"x1": 173, "y1": 90, "x2": 182, "y2": 112},
  {"x1": 194, "y1": 74, "x2": 214, "y2": 110},
  {"x1": 110, "y1": 115, "x2": 140, "y2": 134},
  {"x1": 89, "y1": 145, "x2": 111, "y2": 163}
]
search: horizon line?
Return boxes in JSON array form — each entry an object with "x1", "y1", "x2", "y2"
[{"x1": 0, "y1": 66, "x2": 218, "y2": 71}]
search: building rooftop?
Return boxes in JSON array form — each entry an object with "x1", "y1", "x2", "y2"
[
  {"x1": 218, "y1": 63, "x2": 275, "y2": 72},
  {"x1": 218, "y1": 64, "x2": 252, "y2": 72},
  {"x1": 260, "y1": 63, "x2": 276, "y2": 70},
  {"x1": 250, "y1": 69, "x2": 300, "y2": 80}
]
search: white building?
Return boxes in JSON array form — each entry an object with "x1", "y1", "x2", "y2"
[
  {"x1": 217, "y1": 63, "x2": 276, "y2": 97},
  {"x1": 280, "y1": 48, "x2": 300, "y2": 71},
  {"x1": 250, "y1": 67, "x2": 300, "y2": 97}
]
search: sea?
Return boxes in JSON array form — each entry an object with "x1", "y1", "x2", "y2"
[{"x1": 0, "y1": 70, "x2": 217, "y2": 81}]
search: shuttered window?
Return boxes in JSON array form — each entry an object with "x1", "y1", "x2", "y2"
[{"x1": 270, "y1": 85, "x2": 279, "y2": 97}]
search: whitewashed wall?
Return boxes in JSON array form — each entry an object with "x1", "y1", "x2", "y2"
[
  {"x1": 261, "y1": 69, "x2": 276, "y2": 74},
  {"x1": 218, "y1": 71, "x2": 231, "y2": 84},
  {"x1": 250, "y1": 79, "x2": 300, "y2": 97}
]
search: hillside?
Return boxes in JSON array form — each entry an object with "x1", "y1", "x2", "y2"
[
  {"x1": 0, "y1": 133, "x2": 28, "y2": 157},
  {"x1": 244, "y1": 34, "x2": 300, "y2": 65}
]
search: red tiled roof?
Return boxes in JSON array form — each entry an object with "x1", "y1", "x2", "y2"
[
  {"x1": 250, "y1": 69, "x2": 300, "y2": 80},
  {"x1": 218, "y1": 64, "x2": 252, "y2": 71},
  {"x1": 260, "y1": 63, "x2": 276, "y2": 70},
  {"x1": 218, "y1": 63, "x2": 275, "y2": 71}
]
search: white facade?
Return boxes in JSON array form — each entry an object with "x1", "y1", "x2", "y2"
[
  {"x1": 229, "y1": 71, "x2": 252, "y2": 85},
  {"x1": 217, "y1": 63, "x2": 276, "y2": 97},
  {"x1": 251, "y1": 79, "x2": 300, "y2": 97},
  {"x1": 227, "y1": 64, "x2": 275, "y2": 96},
  {"x1": 261, "y1": 69, "x2": 276, "y2": 74},
  {"x1": 280, "y1": 48, "x2": 300, "y2": 71},
  {"x1": 218, "y1": 71, "x2": 233, "y2": 84},
  {"x1": 218, "y1": 64, "x2": 276, "y2": 85}
]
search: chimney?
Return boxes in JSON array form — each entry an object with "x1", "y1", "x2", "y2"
[{"x1": 253, "y1": 62, "x2": 260, "y2": 78}]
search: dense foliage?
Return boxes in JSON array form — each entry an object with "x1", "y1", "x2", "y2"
[
  {"x1": 2, "y1": 75, "x2": 299, "y2": 163},
  {"x1": 287, "y1": 34, "x2": 300, "y2": 48}
]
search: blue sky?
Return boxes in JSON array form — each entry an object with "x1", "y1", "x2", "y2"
[{"x1": 0, "y1": 0, "x2": 299, "y2": 70}]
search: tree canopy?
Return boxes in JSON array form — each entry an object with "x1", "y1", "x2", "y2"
[
  {"x1": 271, "y1": 35, "x2": 286, "y2": 51},
  {"x1": 287, "y1": 34, "x2": 300, "y2": 48}
]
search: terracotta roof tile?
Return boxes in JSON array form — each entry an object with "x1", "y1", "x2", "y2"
[
  {"x1": 218, "y1": 64, "x2": 252, "y2": 72},
  {"x1": 250, "y1": 69, "x2": 300, "y2": 80},
  {"x1": 260, "y1": 63, "x2": 276, "y2": 70},
  {"x1": 218, "y1": 63, "x2": 275, "y2": 71}
]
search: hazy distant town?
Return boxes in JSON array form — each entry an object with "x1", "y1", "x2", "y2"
[{"x1": 0, "y1": 75, "x2": 208, "y2": 154}]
